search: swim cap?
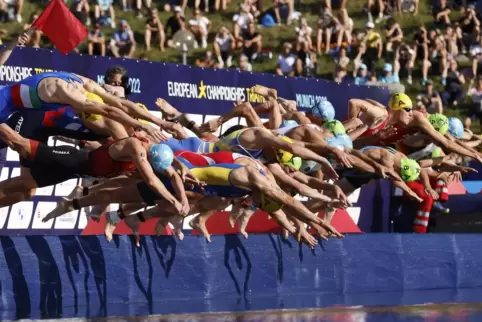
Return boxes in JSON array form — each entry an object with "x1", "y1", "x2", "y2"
[
  {"x1": 323, "y1": 120, "x2": 346, "y2": 135},
  {"x1": 259, "y1": 191, "x2": 283, "y2": 213},
  {"x1": 82, "y1": 92, "x2": 103, "y2": 122},
  {"x1": 135, "y1": 103, "x2": 149, "y2": 125},
  {"x1": 388, "y1": 93, "x2": 412, "y2": 110},
  {"x1": 311, "y1": 99, "x2": 335, "y2": 120},
  {"x1": 428, "y1": 113, "x2": 449, "y2": 135},
  {"x1": 280, "y1": 120, "x2": 298, "y2": 128},
  {"x1": 400, "y1": 158, "x2": 421, "y2": 182},
  {"x1": 325, "y1": 137, "x2": 344, "y2": 151},
  {"x1": 148, "y1": 144, "x2": 174, "y2": 172},
  {"x1": 283, "y1": 156, "x2": 302, "y2": 171},
  {"x1": 448, "y1": 117, "x2": 464, "y2": 138},
  {"x1": 335, "y1": 133, "x2": 353, "y2": 149},
  {"x1": 275, "y1": 136, "x2": 296, "y2": 164},
  {"x1": 300, "y1": 160, "x2": 321, "y2": 174},
  {"x1": 431, "y1": 147, "x2": 442, "y2": 158}
]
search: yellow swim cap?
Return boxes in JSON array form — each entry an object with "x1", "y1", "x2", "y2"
[
  {"x1": 427, "y1": 113, "x2": 449, "y2": 135},
  {"x1": 431, "y1": 147, "x2": 442, "y2": 158},
  {"x1": 134, "y1": 103, "x2": 149, "y2": 125},
  {"x1": 400, "y1": 158, "x2": 421, "y2": 182},
  {"x1": 260, "y1": 191, "x2": 283, "y2": 213},
  {"x1": 82, "y1": 92, "x2": 103, "y2": 122},
  {"x1": 275, "y1": 136, "x2": 300, "y2": 170},
  {"x1": 388, "y1": 93, "x2": 412, "y2": 111}
]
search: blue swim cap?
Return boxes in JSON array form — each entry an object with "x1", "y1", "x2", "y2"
[
  {"x1": 280, "y1": 120, "x2": 299, "y2": 128},
  {"x1": 311, "y1": 99, "x2": 335, "y2": 120},
  {"x1": 148, "y1": 144, "x2": 174, "y2": 172},
  {"x1": 324, "y1": 137, "x2": 344, "y2": 151},
  {"x1": 336, "y1": 133, "x2": 353, "y2": 149},
  {"x1": 448, "y1": 117, "x2": 464, "y2": 139}
]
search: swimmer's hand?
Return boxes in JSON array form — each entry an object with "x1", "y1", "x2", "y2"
[
  {"x1": 319, "y1": 158, "x2": 339, "y2": 180},
  {"x1": 173, "y1": 199, "x2": 189, "y2": 217},
  {"x1": 178, "y1": 165, "x2": 206, "y2": 189},
  {"x1": 407, "y1": 190, "x2": 424, "y2": 203},
  {"x1": 199, "y1": 118, "x2": 222, "y2": 133},
  {"x1": 425, "y1": 188, "x2": 439, "y2": 201},
  {"x1": 163, "y1": 122, "x2": 188, "y2": 139},
  {"x1": 319, "y1": 219, "x2": 344, "y2": 239},
  {"x1": 142, "y1": 124, "x2": 169, "y2": 142},
  {"x1": 330, "y1": 149, "x2": 354, "y2": 169},
  {"x1": 332, "y1": 185, "x2": 351, "y2": 207},
  {"x1": 376, "y1": 126, "x2": 398, "y2": 141}
]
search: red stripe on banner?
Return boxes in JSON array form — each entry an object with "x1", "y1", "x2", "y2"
[
  {"x1": 11, "y1": 84, "x2": 23, "y2": 107},
  {"x1": 309, "y1": 209, "x2": 363, "y2": 234}
]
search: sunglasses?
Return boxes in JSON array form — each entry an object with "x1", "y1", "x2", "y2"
[{"x1": 402, "y1": 108, "x2": 412, "y2": 112}]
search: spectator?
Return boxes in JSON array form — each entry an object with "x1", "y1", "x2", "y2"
[
  {"x1": 429, "y1": 32, "x2": 449, "y2": 78},
  {"x1": 233, "y1": 3, "x2": 254, "y2": 43},
  {"x1": 88, "y1": 23, "x2": 106, "y2": 56},
  {"x1": 213, "y1": 26, "x2": 234, "y2": 68},
  {"x1": 196, "y1": 51, "x2": 218, "y2": 68},
  {"x1": 242, "y1": 22, "x2": 262, "y2": 61},
  {"x1": 468, "y1": 76, "x2": 482, "y2": 133},
  {"x1": 416, "y1": 80, "x2": 443, "y2": 114},
  {"x1": 354, "y1": 64, "x2": 369, "y2": 85},
  {"x1": 71, "y1": 0, "x2": 90, "y2": 26},
  {"x1": 326, "y1": 0, "x2": 346, "y2": 11},
  {"x1": 397, "y1": 0, "x2": 418, "y2": 14},
  {"x1": 362, "y1": 21, "x2": 382, "y2": 74},
  {"x1": 189, "y1": 8, "x2": 210, "y2": 49},
  {"x1": 1, "y1": 0, "x2": 23, "y2": 23},
  {"x1": 273, "y1": 0, "x2": 294, "y2": 25},
  {"x1": 333, "y1": 66, "x2": 348, "y2": 83},
  {"x1": 458, "y1": 5, "x2": 480, "y2": 49},
  {"x1": 214, "y1": 0, "x2": 228, "y2": 12},
  {"x1": 238, "y1": 54, "x2": 253, "y2": 72},
  {"x1": 367, "y1": 0, "x2": 387, "y2": 23},
  {"x1": 433, "y1": 0, "x2": 451, "y2": 25},
  {"x1": 317, "y1": 6, "x2": 337, "y2": 54},
  {"x1": 276, "y1": 42, "x2": 296, "y2": 76},
  {"x1": 166, "y1": 6, "x2": 185, "y2": 48},
  {"x1": 103, "y1": 65, "x2": 129, "y2": 97},
  {"x1": 395, "y1": 43, "x2": 415, "y2": 84},
  {"x1": 334, "y1": 47, "x2": 350, "y2": 69},
  {"x1": 334, "y1": 8, "x2": 353, "y2": 52},
  {"x1": 295, "y1": 17, "x2": 313, "y2": 51},
  {"x1": 145, "y1": 8, "x2": 165, "y2": 52},
  {"x1": 441, "y1": 59, "x2": 465, "y2": 107},
  {"x1": 95, "y1": 0, "x2": 116, "y2": 28},
  {"x1": 378, "y1": 63, "x2": 400, "y2": 84},
  {"x1": 23, "y1": 13, "x2": 42, "y2": 48},
  {"x1": 242, "y1": 0, "x2": 261, "y2": 19},
  {"x1": 296, "y1": 39, "x2": 316, "y2": 77},
  {"x1": 414, "y1": 26, "x2": 431, "y2": 84},
  {"x1": 384, "y1": 17, "x2": 403, "y2": 54},
  {"x1": 443, "y1": 25, "x2": 459, "y2": 58},
  {"x1": 109, "y1": 20, "x2": 136, "y2": 58},
  {"x1": 471, "y1": 36, "x2": 482, "y2": 76}
]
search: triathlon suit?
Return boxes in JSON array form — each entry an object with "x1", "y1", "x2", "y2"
[
  {"x1": 359, "y1": 113, "x2": 389, "y2": 137},
  {"x1": 137, "y1": 156, "x2": 263, "y2": 205},
  {"x1": 216, "y1": 128, "x2": 264, "y2": 159},
  {"x1": 174, "y1": 151, "x2": 264, "y2": 171},
  {"x1": 165, "y1": 136, "x2": 221, "y2": 154},
  {"x1": 0, "y1": 106, "x2": 106, "y2": 149},
  {"x1": 273, "y1": 123, "x2": 322, "y2": 136},
  {"x1": 0, "y1": 72, "x2": 84, "y2": 122},
  {"x1": 22, "y1": 137, "x2": 145, "y2": 187}
]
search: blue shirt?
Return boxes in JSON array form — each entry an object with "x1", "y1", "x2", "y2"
[
  {"x1": 114, "y1": 29, "x2": 133, "y2": 44},
  {"x1": 378, "y1": 73, "x2": 400, "y2": 84},
  {"x1": 354, "y1": 76, "x2": 369, "y2": 85}
]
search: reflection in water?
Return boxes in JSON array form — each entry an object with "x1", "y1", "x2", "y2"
[{"x1": 32, "y1": 303, "x2": 482, "y2": 322}]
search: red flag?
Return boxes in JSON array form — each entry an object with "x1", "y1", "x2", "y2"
[{"x1": 32, "y1": 0, "x2": 88, "y2": 55}]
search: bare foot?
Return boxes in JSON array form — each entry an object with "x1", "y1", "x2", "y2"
[
  {"x1": 282, "y1": 228, "x2": 289, "y2": 239},
  {"x1": 125, "y1": 215, "x2": 141, "y2": 247},
  {"x1": 171, "y1": 215, "x2": 185, "y2": 241},
  {"x1": 251, "y1": 85, "x2": 277, "y2": 99},
  {"x1": 104, "y1": 210, "x2": 119, "y2": 242},
  {"x1": 42, "y1": 197, "x2": 74, "y2": 222},
  {"x1": 154, "y1": 216, "x2": 171, "y2": 235},
  {"x1": 155, "y1": 98, "x2": 181, "y2": 119},
  {"x1": 238, "y1": 207, "x2": 255, "y2": 239},
  {"x1": 228, "y1": 201, "x2": 245, "y2": 228},
  {"x1": 311, "y1": 223, "x2": 331, "y2": 240},
  {"x1": 189, "y1": 215, "x2": 211, "y2": 243}
]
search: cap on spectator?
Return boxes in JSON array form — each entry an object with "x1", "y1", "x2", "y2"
[
  {"x1": 240, "y1": 55, "x2": 249, "y2": 62},
  {"x1": 383, "y1": 63, "x2": 393, "y2": 72},
  {"x1": 120, "y1": 19, "x2": 128, "y2": 25},
  {"x1": 359, "y1": 63, "x2": 367, "y2": 70},
  {"x1": 366, "y1": 21, "x2": 375, "y2": 29},
  {"x1": 425, "y1": 79, "x2": 433, "y2": 85},
  {"x1": 174, "y1": 6, "x2": 182, "y2": 13},
  {"x1": 283, "y1": 42, "x2": 292, "y2": 49}
]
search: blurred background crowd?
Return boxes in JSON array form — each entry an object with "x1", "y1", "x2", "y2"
[{"x1": 2, "y1": 0, "x2": 482, "y2": 131}]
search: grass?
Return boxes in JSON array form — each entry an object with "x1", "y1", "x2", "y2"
[{"x1": 1, "y1": 0, "x2": 477, "y2": 125}]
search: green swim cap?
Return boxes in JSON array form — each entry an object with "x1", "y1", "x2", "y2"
[
  {"x1": 323, "y1": 120, "x2": 346, "y2": 136},
  {"x1": 400, "y1": 158, "x2": 421, "y2": 182},
  {"x1": 283, "y1": 156, "x2": 302, "y2": 171},
  {"x1": 431, "y1": 147, "x2": 442, "y2": 158},
  {"x1": 428, "y1": 113, "x2": 449, "y2": 135}
]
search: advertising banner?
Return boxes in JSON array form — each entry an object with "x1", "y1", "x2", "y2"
[{"x1": 0, "y1": 47, "x2": 392, "y2": 235}]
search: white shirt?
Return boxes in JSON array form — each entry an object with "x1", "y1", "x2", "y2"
[
  {"x1": 468, "y1": 87, "x2": 482, "y2": 104},
  {"x1": 277, "y1": 54, "x2": 296, "y2": 74},
  {"x1": 295, "y1": 25, "x2": 313, "y2": 39},
  {"x1": 189, "y1": 16, "x2": 210, "y2": 34},
  {"x1": 233, "y1": 13, "x2": 254, "y2": 30},
  {"x1": 215, "y1": 34, "x2": 232, "y2": 52}
]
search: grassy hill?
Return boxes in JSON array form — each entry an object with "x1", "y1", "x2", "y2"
[{"x1": 2, "y1": 0, "x2": 476, "y2": 125}]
